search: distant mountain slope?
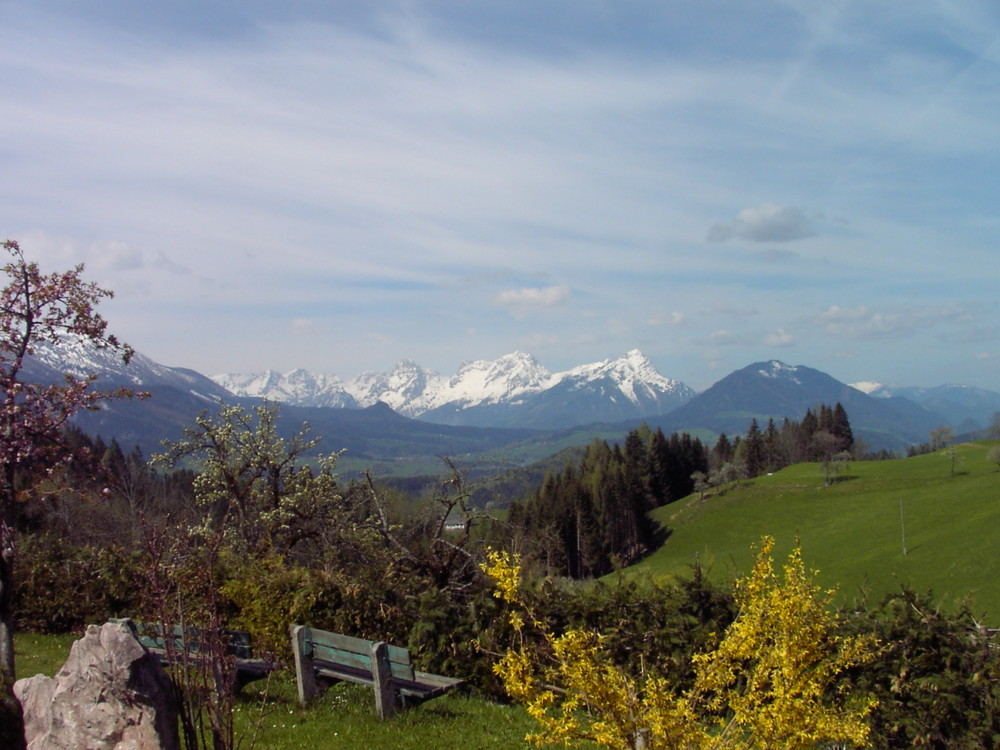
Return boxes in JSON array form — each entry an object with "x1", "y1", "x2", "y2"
[
  {"x1": 852, "y1": 382, "x2": 1000, "y2": 434},
  {"x1": 22, "y1": 340, "x2": 234, "y2": 451},
  {"x1": 26, "y1": 338, "x2": 231, "y2": 402},
  {"x1": 216, "y1": 350, "x2": 695, "y2": 430},
  {"x1": 662, "y1": 360, "x2": 942, "y2": 451}
]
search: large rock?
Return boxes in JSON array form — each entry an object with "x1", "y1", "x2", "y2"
[{"x1": 14, "y1": 621, "x2": 179, "y2": 750}]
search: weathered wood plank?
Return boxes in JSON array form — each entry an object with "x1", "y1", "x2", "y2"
[
  {"x1": 309, "y1": 632, "x2": 411, "y2": 667},
  {"x1": 371, "y1": 642, "x2": 397, "y2": 719},
  {"x1": 291, "y1": 625, "x2": 319, "y2": 706}
]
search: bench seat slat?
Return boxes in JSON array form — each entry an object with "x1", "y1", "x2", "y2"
[{"x1": 312, "y1": 658, "x2": 462, "y2": 700}]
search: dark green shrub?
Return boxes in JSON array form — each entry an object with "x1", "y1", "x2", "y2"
[
  {"x1": 841, "y1": 588, "x2": 1000, "y2": 749},
  {"x1": 13, "y1": 533, "x2": 144, "y2": 633}
]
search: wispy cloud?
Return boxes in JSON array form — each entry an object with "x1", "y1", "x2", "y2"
[
  {"x1": 494, "y1": 285, "x2": 571, "y2": 317},
  {"x1": 707, "y1": 204, "x2": 817, "y2": 243},
  {"x1": 816, "y1": 304, "x2": 968, "y2": 340},
  {"x1": 646, "y1": 311, "x2": 686, "y2": 327},
  {"x1": 765, "y1": 328, "x2": 796, "y2": 347}
]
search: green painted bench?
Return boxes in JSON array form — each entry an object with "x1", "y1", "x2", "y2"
[
  {"x1": 290, "y1": 624, "x2": 464, "y2": 718},
  {"x1": 111, "y1": 618, "x2": 278, "y2": 692}
]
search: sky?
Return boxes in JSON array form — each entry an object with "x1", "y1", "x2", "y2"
[{"x1": 2, "y1": 1, "x2": 999, "y2": 392}]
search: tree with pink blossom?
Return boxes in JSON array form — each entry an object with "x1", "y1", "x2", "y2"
[{"x1": 1, "y1": 239, "x2": 137, "y2": 746}]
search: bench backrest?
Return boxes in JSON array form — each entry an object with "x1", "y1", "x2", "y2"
[
  {"x1": 112, "y1": 619, "x2": 254, "y2": 659},
  {"x1": 301, "y1": 627, "x2": 415, "y2": 682}
]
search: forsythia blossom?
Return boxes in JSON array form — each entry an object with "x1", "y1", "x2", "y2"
[{"x1": 482, "y1": 538, "x2": 877, "y2": 750}]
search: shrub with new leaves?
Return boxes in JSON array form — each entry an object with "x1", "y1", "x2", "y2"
[
  {"x1": 152, "y1": 402, "x2": 347, "y2": 559},
  {"x1": 483, "y1": 538, "x2": 878, "y2": 750}
]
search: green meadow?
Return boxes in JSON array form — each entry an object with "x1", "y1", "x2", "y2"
[
  {"x1": 627, "y1": 440, "x2": 1000, "y2": 622},
  {"x1": 13, "y1": 632, "x2": 540, "y2": 750}
]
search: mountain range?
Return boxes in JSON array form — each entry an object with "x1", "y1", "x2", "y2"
[
  {"x1": 850, "y1": 381, "x2": 1000, "y2": 436},
  {"x1": 212, "y1": 349, "x2": 695, "y2": 429},
  {"x1": 24, "y1": 342, "x2": 1000, "y2": 466}
]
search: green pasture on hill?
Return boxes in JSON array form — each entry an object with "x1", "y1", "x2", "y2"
[{"x1": 628, "y1": 441, "x2": 1000, "y2": 623}]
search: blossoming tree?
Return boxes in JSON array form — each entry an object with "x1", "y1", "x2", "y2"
[{"x1": 1, "y1": 239, "x2": 137, "y2": 745}]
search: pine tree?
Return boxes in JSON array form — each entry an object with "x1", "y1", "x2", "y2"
[{"x1": 740, "y1": 419, "x2": 764, "y2": 478}]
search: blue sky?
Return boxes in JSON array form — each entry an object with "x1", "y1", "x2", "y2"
[{"x1": 2, "y1": 1, "x2": 998, "y2": 391}]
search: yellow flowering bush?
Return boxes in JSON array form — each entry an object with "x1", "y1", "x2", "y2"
[{"x1": 481, "y1": 540, "x2": 877, "y2": 750}]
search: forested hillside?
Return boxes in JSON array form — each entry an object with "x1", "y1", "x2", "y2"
[{"x1": 508, "y1": 404, "x2": 856, "y2": 578}]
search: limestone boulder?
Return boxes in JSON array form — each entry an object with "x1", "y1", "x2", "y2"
[{"x1": 14, "y1": 621, "x2": 179, "y2": 750}]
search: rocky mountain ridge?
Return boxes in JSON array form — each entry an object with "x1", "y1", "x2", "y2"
[{"x1": 212, "y1": 349, "x2": 696, "y2": 428}]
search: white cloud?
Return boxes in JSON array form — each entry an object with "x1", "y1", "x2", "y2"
[
  {"x1": 291, "y1": 318, "x2": 317, "y2": 334},
  {"x1": 493, "y1": 285, "x2": 570, "y2": 316},
  {"x1": 646, "y1": 311, "x2": 685, "y2": 327},
  {"x1": 765, "y1": 328, "x2": 795, "y2": 347},
  {"x1": 707, "y1": 204, "x2": 816, "y2": 243},
  {"x1": 816, "y1": 304, "x2": 967, "y2": 339},
  {"x1": 88, "y1": 240, "x2": 144, "y2": 271}
]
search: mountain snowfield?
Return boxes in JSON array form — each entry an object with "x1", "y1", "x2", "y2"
[
  {"x1": 26, "y1": 338, "x2": 230, "y2": 402},
  {"x1": 212, "y1": 349, "x2": 694, "y2": 419}
]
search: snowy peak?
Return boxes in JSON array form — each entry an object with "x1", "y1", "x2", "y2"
[
  {"x1": 850, "y1": 380, "x2": 884, "y2": 396},
  {"x1": 447, "y1": 352, "x2": 554, "y2": 406},
  {"x1": 213, "y1": 368, "x2": 357, "y2": 408},
  {"x1": 212, "y1": 350, "x2": 695, "y2": 428},
  {"x1": 346, "y1": 360, "x2": 445, "y2": 415},
  {"x1": 28, "y1": 338, "x2": 231, "y2": 402},
  {"x1": 756, "y1": 360, "x2": 803, "y2": 384},
  {"x1": 559, "y1": 349, "x2": 692, "y2": 406}
]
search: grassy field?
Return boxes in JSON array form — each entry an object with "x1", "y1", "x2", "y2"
[
  {"x1": 12, "y1": 631, "x2": 540, "y2": 750},
  {"x1": 627, "y1": 440, "x2": 1000, "y2": 622}
]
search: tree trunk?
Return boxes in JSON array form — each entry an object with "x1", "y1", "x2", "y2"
[{"x1": 0, "y1": 523, "x2": 27, "y2": 750}]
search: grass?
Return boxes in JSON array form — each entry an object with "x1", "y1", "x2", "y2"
[
  {"x1": 626, "y1": 440, "x2": 1000, "y2": 622},
  {"x1": 237, "y1": 680, "x2": 538, "y2": 750},
  {"x1": 13, "y1": 631, "x2": 78, "y2": 679},
  {"x1": 12, "y1": 631, "x2": 540, "y2": 749}
]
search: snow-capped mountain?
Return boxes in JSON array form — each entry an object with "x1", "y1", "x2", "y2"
[
  {"x1": 213, "y1": 369, "x2": 358, "y2": 408},
  {"x1": 27, "y1": 338, "x2": 230, "y2": 402},
  {"x1": 345, "y1": 359, "x2": 447, "y2": 416},
  {"x1": 213, "y1": 350, "x2": 694, "y2": 429},
  {"x1": 558, "y1": 349, "x2": 690, "y2": 407},
  {"x1": 440, "y1": 351, "x2": 556, "y2": 407},
  {"x1": 849, "y1": 380, "x2": 882, "y2": 395}
]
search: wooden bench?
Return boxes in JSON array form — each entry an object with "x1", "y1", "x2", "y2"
[
  {"x1": 290, "y1": 624, "x2": 464, "y2": 718},
  {"x1": 111, "y1": 618, "x2": 278, "y2": 692}
]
